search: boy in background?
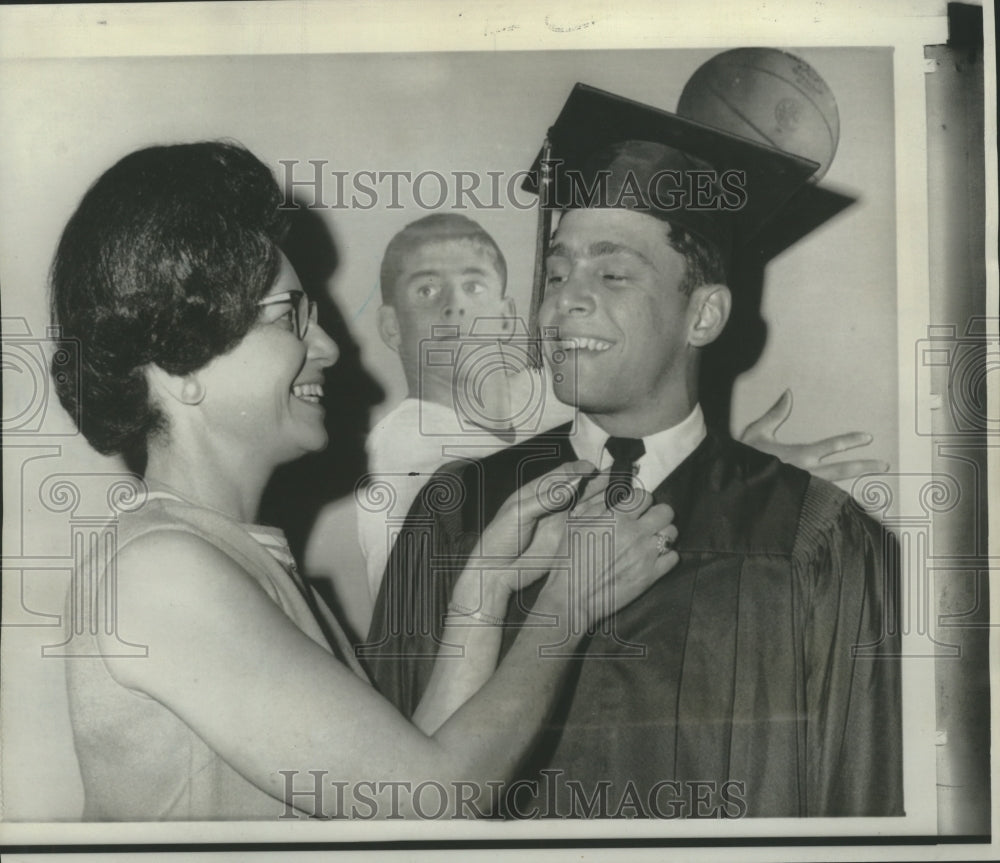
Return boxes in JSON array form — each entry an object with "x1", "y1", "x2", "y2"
[{"x1": 358, "y1": 215, "x2": 572, "y2": 597}]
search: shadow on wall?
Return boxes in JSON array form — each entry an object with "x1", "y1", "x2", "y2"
[
  {"x1": 700, "y1": 183, "x2": 856, "y2": 432},
  {"x1": 260, "y1": 204, "x2": 385, "y2": 567}
]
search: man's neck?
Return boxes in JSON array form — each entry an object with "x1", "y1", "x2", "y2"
[
  {"x1": 583, "y1": 398, "x2": 697, "y2": 440},
  {"x1": 406, "y1": 367, "x2": 454, "y2": 409},
  {"x1": 568, "y1": 358, "x2": 701, "y2": 439}
]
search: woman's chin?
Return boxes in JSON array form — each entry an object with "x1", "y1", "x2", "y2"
[{"x1": 295, "y1": 429, "x2": 331, "y2": 459}]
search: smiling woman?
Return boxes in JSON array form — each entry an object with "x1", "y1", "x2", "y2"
[
  {"x1": 48, "y1": 140, "x2": 679, "y2": 820},
  {"x1": 154, "y1": 251, "x2": 340, "y2": 488}
]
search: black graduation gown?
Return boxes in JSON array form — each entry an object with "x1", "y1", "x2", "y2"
[{"x1": 362, "y1": 426, "x2": 903, "y2": 818}]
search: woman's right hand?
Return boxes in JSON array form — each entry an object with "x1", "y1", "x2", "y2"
[
  {"x1": 469, "y1": 459, "x2": 596, "y2": 592},
  {"x1": 537, "y1": 471, "x2": 679, "y2": 632}
]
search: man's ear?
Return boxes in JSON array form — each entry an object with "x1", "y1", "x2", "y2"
[
  {"x1": 687, "y1": 284, "x2": 732, "y2": 348},
  {"x1": 145, "y1": 364, "x2": 205, "y2": 406},
  {"x1": 377, "y1": 304, "x2": 401, "y2": 352}
]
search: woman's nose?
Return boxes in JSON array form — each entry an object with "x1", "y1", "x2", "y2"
[{"x1": 307, "y1": 321, "x2": 339, "y2": 368}]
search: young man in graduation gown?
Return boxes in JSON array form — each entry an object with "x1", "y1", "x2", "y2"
[{"x1": 361, "y1": 85, "x2": 903, "y2": 818}]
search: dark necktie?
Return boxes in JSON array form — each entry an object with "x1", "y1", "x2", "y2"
[{"x1": 604, "y1": 436, "x2": 646, "y2": 509}]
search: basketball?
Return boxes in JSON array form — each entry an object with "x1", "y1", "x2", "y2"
[{"x1": 677, "y1": 48, "x2": 840, "y2": 181}]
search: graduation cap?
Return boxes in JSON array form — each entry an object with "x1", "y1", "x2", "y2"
[{"x1": 522, "y1": 83, "x2": 826, "y2": 348}]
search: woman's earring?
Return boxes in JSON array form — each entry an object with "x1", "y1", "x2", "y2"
[{"x1": 180, "y1": 378, "x2": 205, "y2": 405}]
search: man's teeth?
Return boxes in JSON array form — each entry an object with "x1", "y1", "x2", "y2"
[
  {"x1": 553, "y1": 337, "x2": 613, "y2": 353},
  {"x1": 292, "y1": 383, "x2": 324, "y2": 403}
]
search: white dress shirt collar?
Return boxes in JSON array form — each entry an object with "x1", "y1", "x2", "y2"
[{"x1": 569, "y1": 405, "x2": 707, "y2": 493}]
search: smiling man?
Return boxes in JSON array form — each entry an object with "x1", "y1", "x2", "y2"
[
  {"x1": 363, "y1": 85, "x2": 902, "y2": 818},
  {"x1": 542, "y1": 208, "x2": 721, "y2": 438}
]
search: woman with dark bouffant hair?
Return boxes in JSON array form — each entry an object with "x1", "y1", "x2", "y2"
[{"x1": 51, "y1": 141, "x2": 678, "y2": 820}]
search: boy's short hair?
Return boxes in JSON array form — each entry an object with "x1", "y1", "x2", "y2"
[{"x1": 379, "y1": 214, "x2": 507, "y2": 304}]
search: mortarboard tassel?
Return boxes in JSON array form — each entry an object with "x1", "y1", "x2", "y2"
[{"x1": 527, "y1": 132, "x2": 554, "y2": 369}]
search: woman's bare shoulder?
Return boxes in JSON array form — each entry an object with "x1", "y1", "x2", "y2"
[{"x1": 99, "y1": 529, "x2": 278, "y2": 687}]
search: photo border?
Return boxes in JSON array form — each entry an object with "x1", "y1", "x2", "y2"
[{"x1": 1, "y1": 1, "x2": 995, "y2": 860}]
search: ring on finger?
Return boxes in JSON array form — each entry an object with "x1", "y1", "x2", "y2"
[{"x1": 654, "y1": 531, "x2": 674, "y2": 556}]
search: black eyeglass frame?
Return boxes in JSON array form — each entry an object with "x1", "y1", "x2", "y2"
[{"x1": 256, "y1": 290, "x2": 317, "y2": 340}]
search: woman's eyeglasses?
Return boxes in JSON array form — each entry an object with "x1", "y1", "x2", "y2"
[{"x1": 256, "y1": 290, "x2": 317, "y2": 340}]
